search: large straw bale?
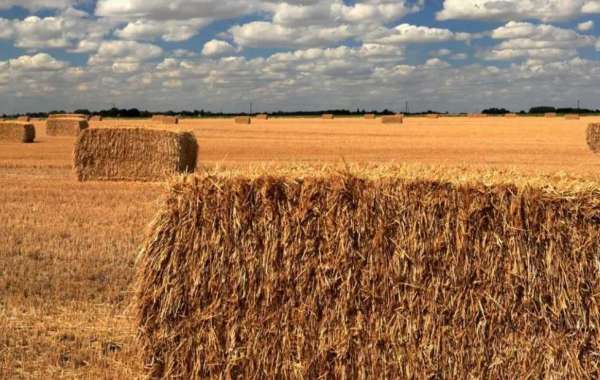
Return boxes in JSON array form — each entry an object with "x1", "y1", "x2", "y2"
[
  {"x1": 255, "y1": 114, "x2": 269, "y2": 120},
  {"x1": 322, "y1": 114, "x2": 334, "y2": 119},
  {"x1": 586, "y1": 123, "x2": 600, "y2": 153},
  {"x1": 46, "y1": 118, "x2": 88, "y2": 136},
  {"x1": 545, "y1": 113, "x2": 557, "y2": 118},
  {"x1": 235, "y1": 116, "x2": 251, "y2": 125},
  {"x1": 73, "y1": 128, "x2": 198, "y2": 182},
  {"x1": 0, "y1": 121, "x2": 35, "y2": 143},
  {"x1": 152, "y1": 115, "x2": 179, "y2": 125},
  {"x1": 136, "y1": 173, "x2": 600, "y2": 379},
  {"x1": 565, "y1": 114, "x2": 580, "y2": 120},
  {"x1": 381, "y1": 115, "x2": 403, "y2": 124},
  {"x1": 364, "y1": 114, "x2": 376, "y2": 119},
  {"x1": 17, "y1": 116, "x2": 30, "y2": 122}
]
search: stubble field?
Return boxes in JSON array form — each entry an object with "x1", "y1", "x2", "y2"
[{"x1": 1, "y1": 116, "x2": 599, "y2": 378}]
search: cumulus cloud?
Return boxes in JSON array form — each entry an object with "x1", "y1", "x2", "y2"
[
  {"x1": 578, "y1": 20, "x2": 594, "y2": 32},
  {"x1": 9, "y1": 53, "x2": 67, "y2": 71},
  {"x1": 115, "y1": 19, "x2": 211, "y2": 42},
  {"x1": 437, "y1": 0, "x2": 600, "y2": 22},
  {"x1": 89, "y1": 40, "x2": 163, "y2": 68},
  {"x1": 202, "y1": 40, "x2": 236, "y2": 57},
  {"x1": 0, "y1": 0, "x2": 76, "y2": 11},
  {"x1": 366, "y1": 24, "x2": 470, "y2": 45}
]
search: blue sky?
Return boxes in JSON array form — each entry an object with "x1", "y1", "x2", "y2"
[{"x1": 0, "y1": 0, "x2": 599, "y2": 113}]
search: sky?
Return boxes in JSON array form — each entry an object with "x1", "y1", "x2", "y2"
[{"x1": 0, "y1": 0, "x2": 599, "y2": 113}]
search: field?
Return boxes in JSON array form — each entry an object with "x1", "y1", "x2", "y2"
[{"x1": 1, "y1": 116, "x2": 599, "y2": 378}]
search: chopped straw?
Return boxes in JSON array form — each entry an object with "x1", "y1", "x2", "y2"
[
  {"x1": 73, "y1": 128, "x2": 198, "y2": 182},
  {"x1": 0, "y1": 121, "x2": 35, "y2": 143},
  {"x1": 136, "y1": 169, "x2": 600, "y2": 379}
]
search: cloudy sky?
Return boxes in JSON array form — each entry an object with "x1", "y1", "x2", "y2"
[{"x1": 0, "y1": 0, "x2": 599, "y2": 113}]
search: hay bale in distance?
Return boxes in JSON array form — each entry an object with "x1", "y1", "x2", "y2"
[
  {"x1": 235, "y1": 116, "x2": 251, "y2": 125},
  {"x1": 48, "y1": 113, "x2": 87, "y2": 120},
  {"x1": 46, "y1": 118, "x2": 89, "y2": 136},
  {"x1": 152, "y1": 115, "x2": 179, "y2": 125},
  {"x1": 565, "y1": 114, "x2": 580, "y2": 120},
  {"x1": 0, "y1": 121, "x2": 35, "y2": 143},
  {"x1": 426, "y1": 113, "x2": 439, "y2": 119},
  {"x1": 17, "y1": 116, "x2": 31, "y2": 122},
  {"x1": 586, "y1": 123, "x2": 600, "y2": 153},
  {"x1": 74, "y1": 128, "x2": 198, "y2": 182},
  {"x1": 381, "y1": 115, "x2": 403, "y2": 124},
  {"x1": 90, "y1": 115, "x2": 103, "y2": 121},
  {"x1": 364, "y1": 114, "x2": 376, "y2": 119},
  {"x1": 469, "y1": 113, "x2": 488, "y2": 118},
  {"x1": 504, "y1": 113, "x2": 517, "y2": 117},
  {"x1": 544, "y1": 112, "x2": 557, "y2": 118},
  {"x1": 255, "y1": 114, "x2": 269, "y2": 120},
  {"x1": 322, "y1": 114, "x2": 334, "y2": 119},
  {"x1": 136, "y1": 173, "x2": 600, "y2": 379}
]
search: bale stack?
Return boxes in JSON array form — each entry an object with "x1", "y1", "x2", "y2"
[
  {"x1": 544, "y1": 113, "x2": 557, "y2": 118},
  {"x1": 381, "y1": 115, "x2": 403, "y2": 124},
  {"x1": 17, "y1": 116, "x2": 31, "y2": 122},
  {"x1": 565, "y1": 114, "x2": 580, "y2": 120},
  {"x1": 46, "y1": 118, "x2": 89, "y2": 136},
  {"x1": 255, "y1": 114, "x2": 269, "y2": 120},
  {"x1": 73, "y1": 128, "x2": 198, "y2": 182},
  {"x1": 0, "y1": 121, "x2": 35, "y2": 143},
  {"x1": 234, "y1": 116, "x2": 251, "y2": 125},
  {"x1": 364, "y1": 114, "x2": 376, "y2": 119},
  {"x1": 322, "y1": 114, "x2": 334, "y2": 119},
  {"x1": 586, "y1": 123, "x2": 600, "y2": 153},
  {"x1": 152, "y1": 115, "x2": 179, "y2": 125},
  {"x1": 136, "y1": 173, "x2": 600, "y2": 379}
]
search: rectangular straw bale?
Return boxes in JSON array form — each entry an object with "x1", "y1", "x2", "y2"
[
  {"x1": 152, "y1": 115, "x2": 179, "y2": 125},
  {"x1": 17, "y1": 116, "x2": 31, "y2": 122},
  {"x1": 48, "y1": 113, "x2": 87, "y2": 120},
  {"x1": 255, "y1": 114, "x2": 269, "y2": 120},
  {"x1": 544, "y1": 112, "x2": 557, "y2": 117},
  {"x1": 74, "y1": 128, "x2": 198, "y2": 182},
  {"x1": 90, "y1": 115, "x2": 103, "y2": 121},
  {"x1": 426, "y1": 113, "x2": 439, "y2": 118},
  {"x1": 234, "y1": 116, "x2": 251, "y2": 125},
  {"x1": 136, "y1": 173, "x2": 600, "y2": 379},
  {"x1": 565, "y1": 114, "x2": 580, "y2": 120},
  {"x1": 322, "y1": 114, "x2": 334, "y2": 119},
  {"x1": 0, "y1": 121, "x2": 35, "y2": 143},
  {"x1": 469, "y1": 113, "x2": 488, "y2": 118},
  {"x1": 46, "y1": 118, "x2": 89, "y2": 136},
  {"x1": 381, "y1": 115, "x2": 403, "y2": 124},
  {"x1": 586, "y1": 123, "x2": 600, "y2": 153},
  {"x1": 364, "y1": 114, "x2": 376, "y2": 119},
  {"x1": 504, "y1": 113, "x2": 517, "y2": 117}
]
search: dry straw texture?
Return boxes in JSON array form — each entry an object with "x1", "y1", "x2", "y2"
[
  {"x1": 73, "y1": 128, "x2": 198, "y2": 182},
  {"x1": 587, "y1": 123, "x2": 600, "y2": 153},
  {"x1": 136, "y1": 172, "x2": 600, "y2": 379},
  {"x1": 235, "y1": 116, "x2": 251, "y2": 125},
  {"x1": 0, "y1": 121, "x2": 35, "y2": 143},
  {"x1": 255, "y1": 114, "x2": 269, "y2": 120},
  {"x1": 381, "y1": 115, "x2": 403, "y2": 124},
  {"x1": 364, "y1": 114, "x2": 376, "y2": 119},
  {"x1": 17, "y1": 116, "x2": 31, "y2": 122},
  {"x1": 152, "y1": 115, "x2": 179, "y2": 125},
  {"x1": 322, "y1": 114, "x2": 334, "y2": 119},
  {"x1": 565, "y1": 114, "x2": 580, "y2": 120},
  {"x1": 46, "y1": 118, "x2": 89, "y2": 136}
]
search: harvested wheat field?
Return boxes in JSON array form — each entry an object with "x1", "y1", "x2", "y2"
[{"x1": 1, "y1": 116, "x2": 600, "y2": 378}]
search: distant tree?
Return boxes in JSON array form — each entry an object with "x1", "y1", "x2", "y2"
[
  {"x1": 74, "y1": 109, "x2": 91, "y2": 115},
  {"x1": 482, "y1": 108, "x2": 510, "y2": 115},
  {"x1": 529, "y1": 106, "x2": 556, "y2": 114}
]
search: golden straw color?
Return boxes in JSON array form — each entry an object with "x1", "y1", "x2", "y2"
[
  {"x1": 426, "y1": 113, "x2": 440, "y2": 118},
  {"x1": 381, "y1": 115, "x2": 403, "y2": 124},
  {"x1": 235, "y1": 116, "x2": 251, "y2": 125},
  {"x1": 565, "y1": 114, "x2": 580, "y2": 120},
  {"x1": 73, "y1": 128, "x2": 198, "y2": 182},
  {"x1": 136, "y1": 172, "x2": 600, "y2": 379},
  {"x1": 255, "y1": 114, "x2": 269, "y2": 120},
  {"x1": 587, "y1": 123, "x2": 600, "y2": 153},
  {"x1": 17, "y1": 116, "x2": 31, "y2": 122},
  {"x1": 46, "y1": 118, "x2": 88, "y2": 136},
  {"x1": 504, "y1": 113, "x2": 518, "y2": 117},
  {"x1": 469, "y1": 113, "x2": 488, "y2": 118},
  {"x1": 364, "y1": 114, "x2": 376, "y2": 119},
  {"x1": 152, "y1": 115, "x2": 179, "y2": 125},
  {"x1": 0, "y1": 121, "x2": 35, "y2": 143},
  {"x1": 545, "y1": 113, "x2": 557, "y2": 118},
  {"x1": 48, "y1": 113, "x2": 88, "y2": 120},
  {"x1": 322, "y1": 114, "x2": 334, "y2": 119}
]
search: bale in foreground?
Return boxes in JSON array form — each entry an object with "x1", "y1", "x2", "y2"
[
  {"x1": 587, "y1": 123, "x2": 600, "y2": 153},
  {"x1": 0, "y1": 122, "x2": 35, "y2": 142},
  {"x1": 74, "y1": 128, "x2": 198, "y2": 182},
  {"x1": 381, "y1": 115, "x2": 403, "y2": 124},
  {"x1": 46, "y1": 118, "x2": 88, "y2": 136},
  {"x1": 136, "y1": 173, "x2": 600, "y2": 379}
]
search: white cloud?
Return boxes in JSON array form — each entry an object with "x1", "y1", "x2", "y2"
[
  {"x1": 202, "y1": 40, "x2": 236, "y2": 57},
  {"x1": 115, "y1": 19, "x2": 210, "y2": 42},
  {"x1": 89, "y1": 40, "x2": 163, "y2": 66},
  {"x1": 438, "y1": 0, "x2": 600, "y2": 22},
  {"x1": 578, "y1": 20, "x2": 594, "y2": 32},
  {"x1": 9, "y1": 53, "x2": 67, "y2": 71},
  {"x1": 0, "y1": 0, "x2": 76, "y2": 11},
  {"x1": 367, "y1": 24, "x2": 470, "y2": 45}
]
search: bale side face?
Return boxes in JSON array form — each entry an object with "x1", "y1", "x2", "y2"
[
  {"x1": 381, "y1": 115, "x2": 403, "y2": 124},
  {"x1": 586, "y1": 123, "x2": 600, "y2": 153},
  {"x1": 235, "y1": 116, "x2": 251, "y2": 125},
  {"x1": 74, "y1": 128, "x2": 198, "y2": 182},
  {"x1": 46, "y1": 118, "x2": 89, "y2": 136},
  {"x1": 136, "y1": 175, "x2": 600, "y2": 379},
  {"x1": 504, "y1": 113, "x2": 517, "y2": 117},
  {"x1": 0, "y1": 122, "x2": 35, "y2": 143}
]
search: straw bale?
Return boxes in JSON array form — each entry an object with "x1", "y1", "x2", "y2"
[
  {"x1": 73, "y1": 128, "x2": 198, "y2": 182},
  {"x1": 255, "y1": 114, "x2": 269, "y2": 120},
  {"x1": 565, "y1": 114, "x2": 580, "y2": 120},
  {"x1": 48, "y1": 114, "x2": 87, "y2": 120},
  {"x1": 586, "y1": 123, "x2": 600, "y2": 153},
  {"x1": 504, "y1": 113, "x2": 517, "y2": 117},
  {"x1": 381, "y1": 115, "x2": 403, "y2": 124},
  {"x1": 46, "y1": 118, "x2": 88, "y2": 136},
  {"x1": 17, "y1": 116, "x2": 30, "y2": 122},
  {"x1": 545, "y1": 113, "x2": 557, "y2": 118},
  {"x1": 235, "y1": 116, "x2": 251, "y2": 125},
  {"x1": 426, "y1": 113, "x2": 439, "y2": 118},
  {"x1": 0, "y1": 121, "x2": 35, "y2": 143},
  {"x1": 364, "y1": 114, "x2": 376, "y2": 119},
  {"x1": 322, "y1": 114, "x2": 334, "y2": 119},
  {"x1": 152, "y1": 115, "x2": 179, "y2": 125},
  {"x1": 136, "y1": 173, "x2": 600, "y2": 379}
]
